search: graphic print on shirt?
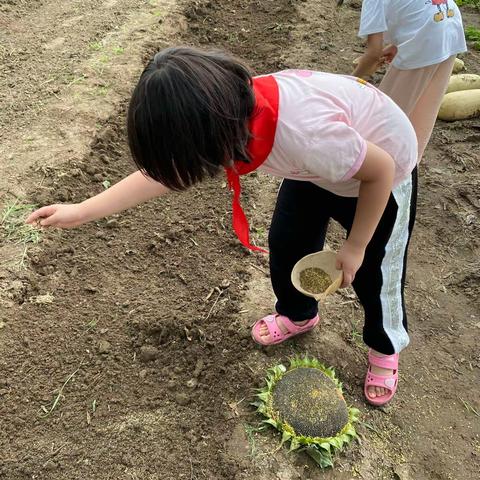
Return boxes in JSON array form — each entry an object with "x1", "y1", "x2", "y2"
[
  {"x1": 356, "y1": 77, "x2": 369, "y2": 89},
  {"x1": 430, "y1": 0, "x2": 455, "y2": 22}
]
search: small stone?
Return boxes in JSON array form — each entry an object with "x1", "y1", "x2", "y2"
[
  {"x1": 121, "y1": 454, "x2": 134, "y2": 467},
  {"x1": 0, "y1": 321, "x2": 6, "y2": 329},
  {"x1": 175, "y1": 393, "x2": 190, "y2": 406},
  {"x1": 139, "y1": 345, "x2": 159, "y2": 363},
  {"x1": 166, "y1": 380, "x2": 177, "y2": 391},
  {"x1": 186, "y1": 378, "x2": 197, "y2": 389},
  {"x1": 139, "y1": 369, "x2": 148, "y2": 379},
  {"x1": 128, "y1": 419, "x2": 143, "y2": 432},
  {"x1": 85, "y1": 163, "x2": 97, "y2": 174},
  {"x1": 97, "y1": 340, "x2": 111, "y2": 354},
  {"x1": 193, "y1": 359, "x2": 204, "y2": 377},
  {"x1": 379, "y1": 404, "x2": 393, "y2": 414},
  {"x1": 220, "y1": 279, "x2": 230, "y2": 289}
]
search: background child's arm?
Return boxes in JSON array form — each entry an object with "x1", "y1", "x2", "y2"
[
  {"x1": 26, "y1": 170, "x2": 169, "y2": 228},
  {"x1": 336, "y1": 142, "x2": 395, "y2": 286},
  {"x1": 352, "y1": 32, "x2": 384, "y2": 79}
]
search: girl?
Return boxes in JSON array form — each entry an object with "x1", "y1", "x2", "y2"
[
  {"x1": 27, "y1": 47, "x2": 418, "y2": 406},
  {"x1": 350, "y1": 0, "x2": 467, "y2": 161}
]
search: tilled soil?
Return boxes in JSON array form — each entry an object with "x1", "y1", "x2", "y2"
[{"x1": 0, "y1": 1, "x2": 479, "y2": 479}]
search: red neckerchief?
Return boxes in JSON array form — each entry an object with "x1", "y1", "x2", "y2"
[{"x1": 225, "y1": 75, "x2": 279, "y2": 253}]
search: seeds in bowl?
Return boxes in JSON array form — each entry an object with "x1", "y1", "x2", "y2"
[{"x1": 299, "y1": 267, "x2": 331, "y2": 294}]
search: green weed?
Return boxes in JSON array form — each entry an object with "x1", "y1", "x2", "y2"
[
  {"x1": 40, "y1": 365, "x2": 82, "y2": 418},
  {"x1": 465, "y1": 26, "x2": 480, "y2": 50},
  {"x1": 460, "y1": 397, "x2": 480, "y2": 417},
  {"x1": 349, "y1": 317, "x2": 367, "y2": 352},
  {"x1": 1, "y1": 200, "x2": 40, "y2": 268},
  {"x1": 244, "y1": 423, "x2": 267, "y2": 458},
  {"x1": 89, "y1": 41, "x2": 103, "y2": 51},
  {"x1": 456, "y1": 0, "x2": 480, "y2": 9}
]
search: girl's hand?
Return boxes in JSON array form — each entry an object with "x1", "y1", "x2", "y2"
[
  {"x1": 26, "y1": 204, "x2": 87, "y2": 228},
  {"x1": 381, "y1": 44, "x2": 397, "y2": 64},
  {"x1": 336, "y1": 240, "x2": 366, "y2": 288},
  {"x1": 352, "y1": 52, "x2": 383, "y2": 80}
]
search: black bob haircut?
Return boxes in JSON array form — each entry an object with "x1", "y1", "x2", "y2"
[{"x1": 127, "y1": 46, "x2": 255, "y2": 191}]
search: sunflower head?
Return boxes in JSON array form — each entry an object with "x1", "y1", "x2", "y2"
[{"x1": 254, "y1": 356, "x2": 360, "y2": 468}]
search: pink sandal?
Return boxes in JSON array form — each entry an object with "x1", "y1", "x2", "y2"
[
  {"x1": 364, "y1": 349, "x2": 399, "y2": 406},
  {"x1": 251, "y1": 314, "x2": 319, "y2": 346}
]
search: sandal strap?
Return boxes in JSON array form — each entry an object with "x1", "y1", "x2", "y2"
[
  {"x1": 365, "y1": 370, "x2": 398, "y2": 391},
  {"x1": 368, "y1": 350, "x2": 399, "y2": 370},
  {"x1": 252, "y1": 314, "x2": 319, "y2": 345},
  {"x1": 261, "y1": 314, "x2": 286, "y2": 342},
  {"x1": 278, "y1": 315, "x2": 318, "y2": 333}
]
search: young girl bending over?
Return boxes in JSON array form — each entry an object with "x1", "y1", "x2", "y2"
[
  {"x1": 27, "y1": 47, "x2": 418, "y2": 406},
  {"x1": 351, "y1": 0, "x2": 466, "y2": 161}
]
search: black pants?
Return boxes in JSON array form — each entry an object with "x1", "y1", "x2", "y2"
[{"x1": 268, "y1": 169, "x2": 417, "y2": 355}]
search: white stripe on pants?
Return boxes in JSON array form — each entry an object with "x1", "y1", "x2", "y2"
[{"x1": 380, "y1": 175, "x2": 412, "y2": 352}]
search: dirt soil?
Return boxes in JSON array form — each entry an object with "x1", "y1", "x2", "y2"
[{"x1": 1, "y1": 1, "x2": 479, "y2": 479}]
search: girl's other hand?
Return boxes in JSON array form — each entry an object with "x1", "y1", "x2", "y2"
[
  {"x1": 335, "y1": 240, "x2": 365, "y2": 288},
  {"x1": 26, "y1": 204, "x2": 86, "y2": 228},
  {"x1": 352, "y1": 52, "x2": 383, "y2": 80},
  {"x1": 381, "y1": 44, "x2": 398, "y2": 64}
]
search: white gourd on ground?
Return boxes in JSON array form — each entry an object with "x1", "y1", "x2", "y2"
[
  {"x1": 452, "y1": 58, "x2": 465, "y2": 74},
  {"x1": 438, "y1": 89, "x2": 480, "y2": 121},
  {"x1": 446, "y1": 74, "x2": 480, "y2": 94}
]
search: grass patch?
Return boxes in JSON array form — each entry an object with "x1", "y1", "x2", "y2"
[
  {"x1": 89, "y1": 41, "x2": 104, "y2": 51},
  {"x1": 98, "y1": 53, "x2": 110, "y2": 64},
  {"x1": 457, "y1": 0, "x2": 480, "y2": 8},
  {"x1": 96, "y1": 85, "x2": 110, "y2": 96},
  {"x1": 1, "y1": 200, "x2": 40, "y2": 268},
  {"x1": 465, "y1": 26, "x2": 480, "y2": 50}
]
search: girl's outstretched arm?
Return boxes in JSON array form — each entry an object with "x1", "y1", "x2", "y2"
[
  {"x1": 336, "y1": 142, "x2": 395, "y2": 287},
  {"x1": 26, "y1": 170, "x2": 169, "y2": 228}
]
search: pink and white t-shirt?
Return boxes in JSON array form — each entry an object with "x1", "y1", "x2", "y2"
[{"x1": 258, "y1": 70, "x2": 418, "y2": 197}]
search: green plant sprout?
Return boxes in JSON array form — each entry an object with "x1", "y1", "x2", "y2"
[
  {"x1": 89, "y1": 41, "x2": 103, "y2": 51},
  {"x1": 40, "y1": 364, "x2": 82, "y2": 418}
]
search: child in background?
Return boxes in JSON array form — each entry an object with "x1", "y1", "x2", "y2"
[
  {"x1": 351, "y1": 0, "x2": 466, "y2": 161},
  {"x1": 27, "y1": 47, "x2": 418, "y2": 406}
]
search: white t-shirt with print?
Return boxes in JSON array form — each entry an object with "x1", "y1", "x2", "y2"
[
  {"x1": 258, "y1": 70, "x2": 417, "y2": 197},
  {"x1": 359, "y1": 0, "x2": 467, "y2": 70}
]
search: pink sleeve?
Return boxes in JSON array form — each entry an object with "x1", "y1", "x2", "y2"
[{"x1": 303, "y1": 122, "x2": 368, "y2": 183}]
